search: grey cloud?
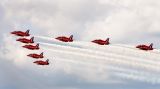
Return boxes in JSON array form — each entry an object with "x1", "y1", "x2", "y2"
[
  {"x1": 1, "y1": 0, "x2": 118, "y2": 39},
  {"x1": 1, "y1": 0, "x2": 160, "y2": 89}
]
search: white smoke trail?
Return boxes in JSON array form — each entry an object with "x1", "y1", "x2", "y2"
[
  {"x1": 44, "y1": 48, "x2": 160, "y2": 84},
  {"x1": 40, "y1": 43, "x2": 160, "y2": 76},
  {"x1": 34, "y1": 35, "x2": 160, "y2": 83},
  {"x1": 39, "y1": 42, "x2": 160, "y2": 72},
  {"x1": 35, "y1": 35, "x2": 160, "y2": 62},
  {"x1": 33, "y1": 36, "x2": 160, "y2": 65}
]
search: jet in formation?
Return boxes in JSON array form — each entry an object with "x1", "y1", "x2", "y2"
[
  {"x1": 33, "y1": 59, "x2": 49, "y2": 65},
  {"x1": 23, "y1": 43, "x2": 40, "y2": 50},
  {"x1": 92, "y1": 38, "x2": 110, "y2": 45},
  {"x1": 11, "y1": 30, "x2": 49, "y2": 66},
  {"x1": 11, "y1": 30, "x2": 30, "y2": 37},
  {"x1": 136, "y1": 43, "x2": 153, "y2": 51},
  {"x1": 55, "y1": 35, "x2": 73, "y2": 42},
  {"x1": 16, "y1": 37, "x2": 34, "y2": 44},
  {"x1": 11, "y1": 29, "x2": 156, "y2": 67},
  {"x1": 27, "y1": 52, "x2": 44, "y2": 59}
]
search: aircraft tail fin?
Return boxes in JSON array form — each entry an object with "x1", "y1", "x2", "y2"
[
  {"x1": 26, "y1": 29, "x2": 30, "y2": 34},
  {"x1": 36, "y1": 43, "x2": 39, "y2": 48},
  {"x1": 46, "y1": 59, "x2": 49, "y2": 63},
  {"x1": 149, "y1": 43, "x2": 153, "y2": 48},
  {"x1": 30, "y1": 37, "x2": 34, "y2": 42},
  {"x1": 70, "y1": 35, "x2": 73, "y2": 40},
  {"x1": 40, "y1": 52, "x2": 43, "y2": 56},
  {"x1": 106, "y1": 38, "x2": 109, "y2": 42}
]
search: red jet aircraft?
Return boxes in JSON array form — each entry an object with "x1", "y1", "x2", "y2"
[
  {"x1": 33, "y1": 59, "x2": 49, "y2": 65},
  {"x1": 16, "y1": 37, "x2": 34, "y2": 44},
  {"x1": 55, "y1": 35, "x2": 73, "y2": 42},
  {"x1": 27, "y1": 52, "x2": 44, "y2": 59},
  {"x1": 92, "y1": 38, "x2": 110, "y2": 45},
  {"x1": 22, "y1": 43, "x2": 39, "y2": 50},
  {"x1": 11, "y1": 30, "x2": 30, "y2": 37},
  {"x1": 136, "y1": 43, "x2": 153, "y2": 51}
]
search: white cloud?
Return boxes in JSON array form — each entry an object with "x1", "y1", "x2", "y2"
[
  {"x1": 0, "y1": 34, "x2": 33, "y2": 66},
  {"x1": 83, "y1": 0, "x2": 160, "y2": 41},
  {"x1": 2, "y1": 0, "x2": 160, "y2": 43},
  {"x1": 0, "y1": 34, "x2": 123, "y2": 89},
  {"x1": 1, "y1": 0, "x2": 160, "y2": 88}
]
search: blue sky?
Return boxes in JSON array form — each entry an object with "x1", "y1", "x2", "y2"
[{"x1": 0, "y1": 0, "x2": 160, "y2": 89}]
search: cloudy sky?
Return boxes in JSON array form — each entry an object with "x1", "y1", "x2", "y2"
[{"x1": 0, "y1": 0, "x2": 160, "y2": 89}]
